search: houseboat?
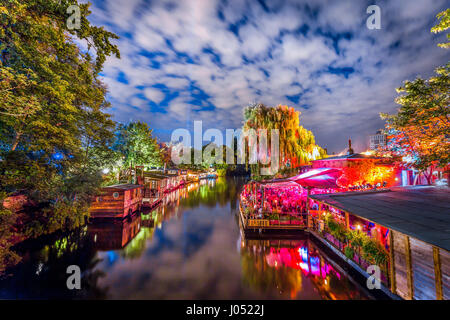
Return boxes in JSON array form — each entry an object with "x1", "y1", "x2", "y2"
[
  {"x1": 89, "y1": 184, "x2": 143, "y2": 219},
  {"x1": 142, "y1": 172, "x2": 165, "y2": 208},
  {"x1": 187, "y1": 171, "x2": 200, "y2": 182}
]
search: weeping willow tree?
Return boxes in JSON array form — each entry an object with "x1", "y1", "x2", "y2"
[{"x1": 242, "y1": 103, "x2": 326, "y2": 175}]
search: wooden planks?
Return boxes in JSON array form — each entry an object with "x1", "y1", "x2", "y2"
[
  {"x1": 389, "y1": 230, "x2": 396, "y2": 293},
  {"x1": 433, "y1": 247, "x2": 443, "y2": 300},
  {"x1": 405, "y1": 236, "x2": 414, "y2": 299},
  {"x1": 393, "y1": 231, "x2": 410, "y2": 299},
  {"x1": 410, "y1": 238, "x2": 436, "y2": 300},
  {"x1": 440, "y1": 248, "x2": 450, "y2": 300}
]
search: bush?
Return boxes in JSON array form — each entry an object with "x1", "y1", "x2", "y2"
[
  {"x1": 0, "y1": 194, "x2": 21, "y2": 274},
  {"x1": 347, "y1": 230, "x2": 365, "y2": 249},
  {"x1": 216, "y1": 168, "x2": 227, "y2": 177},
  {"x1": 362, "y1": 238, "x2": 388, "y2": 265},
  {"x1": 325, "y1": 215, "x2": 347, "y2": 242},
  {"x1": 344, "y1": 246, "x2": 355, "y2": 259}
]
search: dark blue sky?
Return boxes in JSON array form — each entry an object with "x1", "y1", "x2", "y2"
[{"x1": 85, "y1": 0, "x2": 449, "y2": 153}]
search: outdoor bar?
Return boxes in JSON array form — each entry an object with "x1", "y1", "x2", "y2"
[{"x1": 308, "y1": 186, "x2": 450, "y2": 300}]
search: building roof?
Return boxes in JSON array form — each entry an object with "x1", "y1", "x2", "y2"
[
  {"x1": 309, "y1": 186, "x2": 450, "y2": 251},
  {"x1": 104, "y1": 184, "x2": 143, "y2": 190},
  {"x1": 315, "y1": 153, "x2": 383, "y2": 161}
]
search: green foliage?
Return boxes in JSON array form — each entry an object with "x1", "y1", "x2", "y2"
[
  {"x1": 114, "y1": 121, "x2": 162, "y2": 169},
  {"x1": 216, "y1": 168, "x2": 227, "y2": 177},
  {"x1": 381, "y1": 63, "x2": 449, "y2": 175},
  {"x1": 325, "y1": 216, "x2": 347, "y2": 242},
  {"x1": 347, "y1": 229, "x2": 365, "y2": 249},
  {"x1": 381, "y1": 9, "x2": 450, "y2": 180},
  {"x1": 431, "y1": 9, "x2": 450, "y2": 49},
  {"x1": 269, "y1": 213, "x2": 279, "y2": 220},
  {"x1": 0, "y1": 192, "x2": 21, "y2": 274},
  {"x1": 0, "y1": 1, "x2": 120, "y2": 248},
  {"x1": 325, "y1": 215, "x2": 388, "y2": 266},
  {"x1": 242, "y1": 103, "x2": 326, "y2": 175},
  {"x1": 344, "y1": 246, "x2": 355, "y2": 260},
  {"x1": 362, "y1": 237, "x2": 388, "y2": 265}
]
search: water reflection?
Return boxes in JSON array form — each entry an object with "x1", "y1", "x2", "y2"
[
  {"x1": 240, "y1": 238, "x2": 369, "y2": 300},
  {"x1": 0, "y1": 177, "x2": 370, "y2": 300}
]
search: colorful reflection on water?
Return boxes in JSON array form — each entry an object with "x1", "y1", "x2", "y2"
[
  {"x1": 0, "y1": 177, "x2": 370, "y2": 299},
  {"x1": 240, "y1": 238, "x2": 369, "y2": 300}
]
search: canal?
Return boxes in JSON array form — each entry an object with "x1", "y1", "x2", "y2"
[{"x1": 0, "y1": 177, "x2": 373, "y2": 299}]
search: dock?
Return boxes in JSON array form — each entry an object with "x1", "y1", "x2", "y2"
[{"x1": 238, "y1": 201, "x2": 306, "y2": 235}]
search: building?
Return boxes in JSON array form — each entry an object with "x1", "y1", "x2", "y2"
[
  {"x1": 308, "y1": 186, "x2": 450, "y2": 300},
  {"x1": 369, "y1": 130, "x2": 387, "y2": 150}
]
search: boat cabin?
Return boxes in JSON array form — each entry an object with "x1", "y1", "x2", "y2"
[{"x1": 89, "y1": 184, "x2": 143, "y2": 219}]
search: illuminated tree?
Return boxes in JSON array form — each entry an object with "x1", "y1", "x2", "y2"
[
  {"x1": 380, "y1": 10, "x2": 450, "y2": 185},
  {"x1": 243, "y1": 103, "x2": 326, "y2": 174},
  {"x1": 337, "y1": 160, "x2": 396, "y2": 187},
  {"x1": 114, "y1": 121, "x2": 162, "y2": 172},
  {"x1": 380, "y1": 63, "x2": 449, "y2": 184}
]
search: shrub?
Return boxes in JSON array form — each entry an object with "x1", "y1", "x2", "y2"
[
  {"x1": 362, "y1": 238, "x2": 388, "y2": 265},
  {"x1": 344, "y1": 246, "x2": 355, "y2": 259},
  {"x1": 347, "y1": 230, "x2": 365, "y2": 249}
]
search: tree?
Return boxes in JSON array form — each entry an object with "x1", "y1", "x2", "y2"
[
  {"x1": 380, "y1": 64, "x2": 449, "y2": 184},
  {"x1": 381, "y1": 10, "x2": 450, "y2": 185},
  {"x1": 0, "y1": 192, "x2": 21, "y2": 275},
  {"x1": 336, "y1": 160, "x2": 396, "y2": 188},
  {"x1": 0, "y1": 1, "x2": 120, "y2": 239},
  {"x1": 431, "y1": 9, "x2": 450, "y2": 49},
  {"x1": 381, "y1": 64, "x2": 449, "y2": 183},
  {"x1": 242, "y1": 103, "x2": 326, "y2": 175},
  {"x1": 158, "y1": 142, "x2": 174, "y2": 169},
  {"x1": 113, "y1": 121, "x2": 162, "y2": 179}
]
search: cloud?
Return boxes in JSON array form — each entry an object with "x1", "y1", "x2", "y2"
[
  {"x1": 143, "y1": 87, "x2": 165, "y2": 103},
  {"x1": 88, "y1": 0, "x2": 449, "y2": 152}
]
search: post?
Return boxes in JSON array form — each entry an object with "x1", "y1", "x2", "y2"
[
  {"x1": 405, "y1": 236, "x2": 414, "y2": 300},
  {"x1": 261, "y1": 185, "x2": 265, "y2": 212},
  {"x1": 433, "y1": 246, "x2": 443, "y2": 300},
  {"x1": 306, "y1": 188, "x2": 310, "y2": 229},
  {"x1": 345, "y1": 212, "x2": 350, "y2": 229},
  {"x1": 389, "y1": 229, "x2": 396, "y2": 293}
]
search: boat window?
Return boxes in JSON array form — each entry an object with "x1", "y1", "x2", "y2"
[{"x1": 113, "y1": 192, "x2": 119, "y2": 199}]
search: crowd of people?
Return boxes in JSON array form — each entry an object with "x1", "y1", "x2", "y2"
[{"x1": 240, "y1": 184, "x2": 308, "y2": 221}]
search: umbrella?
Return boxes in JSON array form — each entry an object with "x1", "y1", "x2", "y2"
[{"x1": 289, "y1": 168, "x2": 342, "y2": 189}]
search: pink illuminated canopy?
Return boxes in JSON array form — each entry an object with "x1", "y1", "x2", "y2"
[{"x1": 289, "y1": 168, "x2": 342, "y2": 188}]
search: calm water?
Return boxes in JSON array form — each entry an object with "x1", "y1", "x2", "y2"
[{"x1": 0, "y1": 178, "x2": 371, "y2": 299}]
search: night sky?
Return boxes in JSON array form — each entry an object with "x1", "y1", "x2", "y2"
[{"x1": 85, "y1": 0, "x2": 449, "y2": 153}]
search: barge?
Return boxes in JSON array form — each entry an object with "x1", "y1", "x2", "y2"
[{"x1": 89, "y1": 184, "x2": 143, "y2": 219}]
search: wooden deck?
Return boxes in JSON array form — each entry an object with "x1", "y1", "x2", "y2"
[{"x1": 238, "y1": 202, "x2": 306, "y2": 234}]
